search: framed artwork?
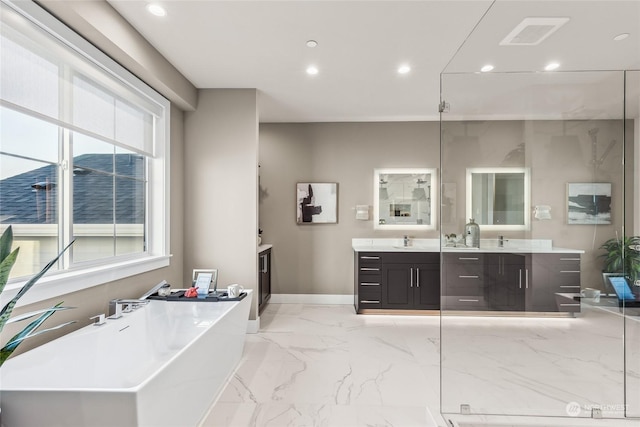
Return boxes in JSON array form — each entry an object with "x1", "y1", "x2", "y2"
[
  {"x1": 567, "y1": 182, "x2": 611, "y2": 225},
  {"x1": 296, "y1": 182, "x2": 338, "y2": 224}
]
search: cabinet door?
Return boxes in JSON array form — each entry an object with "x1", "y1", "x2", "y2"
[
  {"x1": 414, "y1": 263, "x2": 440, "y2": 309},
  {"x1": 382, "y1": 263, "x2": 412, "y2": 309},
  {"x1": 259, "y1": 250, "x2": 271, "y2": 313},
  {"x1": 263, "y1": 251, "x2": 271, "y2": 304},
  {"x1": 487, "y1": 253, "x2": 525, "y2": 311}
]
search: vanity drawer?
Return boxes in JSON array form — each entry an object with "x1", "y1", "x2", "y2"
[
  {"x1": 442, "y1": 279, "x2": 485, "y2": 296},
  {"x1": 441, "y1": 296, "x2": 487, "y2": 310},
  {"x1": 443, "y1": 253, "x2": 484, "y2": 265},
  {"x1": 358, "y1": 253, "x2": 382, "y2": 266},
  {"x1": 535, "y1": 254, "x2": 581, "y2": 266},
  {"x1": 383, "y1": 252, "x2": 439, "y2": 264},
  {"x1": 358, "y1": 287, "x2": 382, "y2": 308},
  {"x1": 358, "y1": 267, "x2": 382, "y2": 278},
  {"x1": 554, "y1": 293, "x2": 581, "y2": 313},
  {"x1": 359, "y1": 279, "x2": 382, "y2": 288}
]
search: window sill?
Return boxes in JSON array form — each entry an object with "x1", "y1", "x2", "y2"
[{"x1": 1, "y1": 255, "x2": 172, "y2": 307}]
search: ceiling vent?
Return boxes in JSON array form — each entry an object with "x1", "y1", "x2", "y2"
[{"x1": 500, "y1": 17, "x2": 570, "y2": 46}]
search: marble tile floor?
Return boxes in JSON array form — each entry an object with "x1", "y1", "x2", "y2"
[{"x1": 200, "y1": 303, "x2": 639, "y2": 427}]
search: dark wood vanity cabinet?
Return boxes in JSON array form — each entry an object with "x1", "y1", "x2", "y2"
[
  {"x1": 381, "y1": 252, "x2": 440, "y2": 310},
  {"x1": 442, "y1": 253, "x2": 487, "y2": 310},
  {"x1": 354, "y1": 252, "x2": 383, "y2": 311},
  {"x1": 258, "y1": 247, "x2": 271, "y2": 314},
  {"x1": 354, "y1": 252, "x2": 439, "y2": 312},
  {"x1": 530, "y1": 254, "x2": 581, "y2": 313},
  {"x1": 444, "y1": 252, "x2": 581, "y2": 313},
  {"x1": 486, "y1": 253, "x2": 526, "y2": 311},
  {"x1": 357, "y1": 250, "x2": 581, "y2": 314}
]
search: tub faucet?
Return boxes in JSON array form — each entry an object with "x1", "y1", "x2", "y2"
[
  {"x1": 109, "y1": 299, "x2": 149, "y2": 318},
  {"x1": 90, "y1": 314, "x2": 106, "y2": 326}
]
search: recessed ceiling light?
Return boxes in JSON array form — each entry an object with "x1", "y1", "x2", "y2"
[
  {"x1": 544, "y1": 62, "x2": 560, "y2": 71},
  {"x1": 306, "y1": 40, "x2": 318, "y2": 48},
  {"x1": 146, "y1": 3, "x2": 166, "y2": 17},
  {"x1": 397, "y1": 64, "x2": 411, "y2": 75},
  {"x1": 480, "y1": 64, "x2": 494, "y2": 72},
  {"x1": 306, "y1": 65, "x2": 319, "y2": 75},
  {"x1": 613, "y1": 33, "x2": 629, "y2": 41}
]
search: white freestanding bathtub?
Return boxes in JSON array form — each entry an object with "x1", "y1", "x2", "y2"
[{"x1": 0, "y1": 290, "x2": 252, "y2": 427}]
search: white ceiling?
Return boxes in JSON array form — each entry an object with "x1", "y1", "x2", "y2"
[{"x1": 107, "y1": 0, "x2": 640, "y2": 123}]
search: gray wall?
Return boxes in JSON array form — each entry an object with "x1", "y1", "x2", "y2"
[
  {"x1": 443, "y1": 119, "x2": 629, "y2": 290},
  {"x1": 184, "y1": 89, "x2": 260, "y2": 319},
  {"x1": 259, "y1": 122, "x2": 440, "y2": 295},
  {"x1": 260, "y1": 119, "x2": 632, "y2": 296}
]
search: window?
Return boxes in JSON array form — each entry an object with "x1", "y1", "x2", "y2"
[{"x1": 0, "y1": 0, "x2": 170, "y2": 302}]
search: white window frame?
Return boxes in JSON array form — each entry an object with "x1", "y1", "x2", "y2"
[{"x1": 0, "y1": 0, "x2": 170, "y2": 307}]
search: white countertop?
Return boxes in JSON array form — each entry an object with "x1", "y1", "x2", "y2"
[
  {"x1": 258, "y1": 244, "x2": 273, "y2": 253},
  {"x1": 352, "y1": 238, "x2": 585, "y2": 254}
]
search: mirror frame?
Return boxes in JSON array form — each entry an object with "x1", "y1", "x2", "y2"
[
  {"x1": 373, "y1": 167, "x2": 438, "y2": 230},
  {"x1": 465, "y1": 167, "x2": 530, "y2": 231}
]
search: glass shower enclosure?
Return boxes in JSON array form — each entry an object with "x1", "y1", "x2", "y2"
[{"x1": 439, "y1": 1, "x2": 639, "y2": 424}]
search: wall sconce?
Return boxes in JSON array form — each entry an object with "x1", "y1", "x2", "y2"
[
  {"x1": 355, "y1": 205, "x2": 370, "y2": 220},
  {"x1": 534, "y1": 205, "x2": 551, "y2": 220}
]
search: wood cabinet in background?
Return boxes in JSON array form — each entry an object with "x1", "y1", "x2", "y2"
[
  {"x1": 443, "y1": 252, "x2": 581, "y2": 313},
  {"x1": 258, "y1": 247, "x2": 271, "y2": 314},
  {"x1": 486, "y1": 253, "x2": 526, "y2": 311},
  {"x1": 382, "y1": 252, "x2": 440, "y2": 310},
  {"x1": 530, "y1": 254, "x2": 581, "y2": 313},
  {"x1": 354, "y1": 252, "x2": 383, "y2": 311},
  {"x1": 356, "y1": 250, "x2": 581, "y2": 314},
  {"x1": 354, "y1": 252, "x2": 440, "y2": 313},
  {"x1": 442, "y1": 253, "x2": 487, "y2": 310}
]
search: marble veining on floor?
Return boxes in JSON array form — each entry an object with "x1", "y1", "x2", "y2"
[
  {"x1": 200, "y1": 303, "x2": 639, "y2": 427},
  {"x1": 201, "y1": 303, "x2": 440, "y2": 427}
]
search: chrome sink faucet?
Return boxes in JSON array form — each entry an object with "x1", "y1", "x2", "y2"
[
  {"x1": 498, "y1": 235, "x2": 504, "y2": 248},
  {"x1": 403, "y1": 235, "x2": 410, "y2": 247}
]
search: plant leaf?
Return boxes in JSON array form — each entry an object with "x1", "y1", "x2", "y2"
[
  {"x1": 4, "y1": 320, "x2": 77, "y2": 349},
  {"x1": 0, "y1": 320, "x2": 76, "y2": 366},
  {"x1": 0, "y1": 248, "x2": 19, "y2": 296},
  {"x1": 0, "y1": 226, "x2": 13, "y2": 263},
  {"x1": 0, "y1": 239, "x2": 74, "y2": 334},
  {"x1": 5, "y1": 306, "x2": 74, "y2": 324},
  {"x1": 0, "y1": 302, "x2": 74, "y2": 366}
]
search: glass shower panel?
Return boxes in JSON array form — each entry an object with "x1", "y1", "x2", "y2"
[
  {"x1": 440, "y1": 70, "x2": 627, "y2": 419},
  {"x1": 625, "y1": 70, "x2": 640, "y2": 418}
]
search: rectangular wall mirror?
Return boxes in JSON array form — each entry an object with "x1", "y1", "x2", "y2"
[
  {"x1": 374, "y1": 168, "x2": 437, "y2": 230},
  {"x1": 466, "y1": 167, "x2": 530, "y2": 231}
]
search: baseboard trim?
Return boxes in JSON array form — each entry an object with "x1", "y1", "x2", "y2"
[
  {"x1": 246, "y1": 318, "x2": 260, "y2": 334},
  {"x1": 269, "y1": 294, "x2": 353, "y2": 305}
]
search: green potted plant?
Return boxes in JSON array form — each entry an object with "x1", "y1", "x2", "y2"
[
  {"x1": 600, "y1": 235, "x2": 640, "y2": 285},
  {"x1": 0, "y1": 226, "x2": 76, "y2": 366}
]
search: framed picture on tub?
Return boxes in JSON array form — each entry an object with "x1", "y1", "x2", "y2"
[
  {"x1": 567, "y1": 182, "x2": 611, "y2": 225},
  {"x1": 296, "y1": 182, "x2": 338, "y2": 224}
]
